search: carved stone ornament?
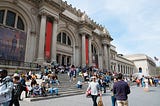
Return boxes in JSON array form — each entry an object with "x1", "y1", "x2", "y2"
[
  {"x1": 31, "y1": 8, "x2": 38, "y2": 15},
  {"x1": 66, "y1": 22, "x2": 69, "y2": 28},
  {"x1": 103, "y1": 28, "x2": 107, "y2": 34},
  {"x1": 81, "y1": 12, "x2": 87, "y2": 22}
]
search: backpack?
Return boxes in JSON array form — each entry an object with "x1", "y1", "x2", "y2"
[
  {"x1": 12, "y1": 82, "x2": 22, "y2": 99},
  {"x1": 0, "y1": 77, "x2": 13, "y2": 103}
]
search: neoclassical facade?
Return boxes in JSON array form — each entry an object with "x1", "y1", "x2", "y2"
[
  {"x1": 0, "y1": 0, "x2": 113, "y2": 70},
  {"x1": 0, "y1": 0, "x2": 155, "y2": 76},
  {"x1": 110, "y1": 45, "x2": 134, "y2": 76},
  {"x1": 124, "y1": 54, "x2": 156, "y2": 76}
]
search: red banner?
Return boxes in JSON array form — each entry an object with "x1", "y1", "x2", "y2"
[
  {"x1": 85, "y1": 37, "x2": 89, "y2": 65},
  {"x1": 45, "y1": 20, "x2": 53, "y2": 59}
]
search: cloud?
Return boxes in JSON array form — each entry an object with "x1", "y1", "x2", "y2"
[{"x1": 63, "y1": 0, "x2": 160, "y2": 63}]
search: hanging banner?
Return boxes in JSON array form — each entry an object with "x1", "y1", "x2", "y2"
[
  {"x1": 85, "y1": 37, "x2": 89, "y2": 65},
  {"x1": 0, "y1": 26, "x2": 27, "y2": 61},
  {"x1": 45, "y1": 20, "x2": 53, "y2": 60}
]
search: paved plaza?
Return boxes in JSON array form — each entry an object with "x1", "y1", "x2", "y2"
[{"x1": 20, "y1": 86, "x2": 160, "y2": 106}]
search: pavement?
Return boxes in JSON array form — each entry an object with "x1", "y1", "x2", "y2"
[{"x1": 20, "y1": 85, "x2": 160, "y2": 106}]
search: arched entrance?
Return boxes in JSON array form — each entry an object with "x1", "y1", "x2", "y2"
[{"x1": 139, "y1": 67, "x2": 142, "y2": 73}]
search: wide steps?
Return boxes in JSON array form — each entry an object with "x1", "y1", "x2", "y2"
[
  {"x1": 24, "y1": 73, "x2": 88, "y2": 101},
  {"x1": 24, "y1": 88, "x2": 85, "y2": 102}
]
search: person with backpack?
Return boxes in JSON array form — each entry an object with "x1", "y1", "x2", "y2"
[{"x1": 0, "y1": 69, "x2": 13, "y2": 106}]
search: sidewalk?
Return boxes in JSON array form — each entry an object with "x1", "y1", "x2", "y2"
[{"x1": 20, "y1": 86, "x2": 160, "y2": 106}]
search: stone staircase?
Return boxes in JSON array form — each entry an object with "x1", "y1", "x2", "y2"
[{"x1": 24, "y1": 73, "x2": 88, "y2": 102}]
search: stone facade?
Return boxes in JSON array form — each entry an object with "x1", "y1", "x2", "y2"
[
  {"x1": 0, "y1": 0, "x2": 156, "y2": 76},
  {"x1": 0, "y1": 0, "x2": 113, "y2": 70},
  {"x1": 124, "y1": 54, "x2": 156, "y2": 76},
  {"x1": 110, "y1": 45, "x2": 134, "y2": 76}
]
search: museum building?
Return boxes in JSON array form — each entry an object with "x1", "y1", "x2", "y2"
[{"x1": 1, "y1": 0, "x2": 156, "y2": 76}]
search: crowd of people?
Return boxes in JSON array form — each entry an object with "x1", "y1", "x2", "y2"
[
  {"x1": 135, "y1": 75, "x2": 159, "y2": 87},
  {"x1": 85, "y1": 70, "x2": 160, "y2": 106},
  {"x1": 85, "y1": 71, "x2": 131, "y2": 106},
  {"x1": 1, "y1": 65, "x2": 160, "y2": 106},
  {"x1": 0, "y1": 68, "x2": 60, "y2": 106}
]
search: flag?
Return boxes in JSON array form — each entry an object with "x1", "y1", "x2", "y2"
[{"x1": 154, "y1": 56, "x2": 159, "y2": 61}]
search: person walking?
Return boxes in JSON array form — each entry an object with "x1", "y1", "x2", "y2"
[
  {"x1": 110, "y1": 77, "x2": 117, "y2": 106},
  {"x1": 19, "y1": 74, "x2": 28, "y2": 100},
  {"x1": 9, "y1": 74, "x2": 21, "y2": 106},
  {"x1": 113, "y1": 73, "x2": 130, "y2": 106},
  {"x1": 86, "y1": 76, "x2": 101, "y2": 106}
]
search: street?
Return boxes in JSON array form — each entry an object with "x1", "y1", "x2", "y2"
[{"x1": 20, "y1": 86, "x2": 160, "y2": 106}]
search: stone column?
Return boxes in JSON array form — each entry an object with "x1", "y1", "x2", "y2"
[
  {"x1": 81, "y1": 33, "x2": 86, "y2": 67},
  {"x1": 74, "y1": 45, "x2": 79, "y2": 66},
  {"x1": 51, "y1": 18, "x2": 58, "y2": 62},
  {"x1": 103, "y1": 44, "x2": 108, "y2": 70},
  {"x1": 65, "y1": 56, "x2": 67, "y2": 65},
  {"x1": 98, "y1": 53, "x2": 103, "y2": 69},
  {"x1": 88, "y1": 37, "x2": 92, "y2": 66},
  {"x1": 37, "y1": 14, "x2": 46, "y2": 62},
  {"x1": 107, "y1": 44, "x2": 111, "y2": 70},
  {"x1": 60, "y1": 54, "x2": 62, "y2": 65}
]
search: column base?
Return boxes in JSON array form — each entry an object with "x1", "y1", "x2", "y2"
[{"x1": 36, "y1": 58, "x2": 45, "y2": 64}]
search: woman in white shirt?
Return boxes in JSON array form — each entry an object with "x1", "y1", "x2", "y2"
[{"x1": 87, "y1": 76, "x2": 101, "y2": 106}]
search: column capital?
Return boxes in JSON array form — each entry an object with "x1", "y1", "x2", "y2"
[
  {"x1": 80, "y1": 32, "x2": 92, "y2": 39},
  {"x1": 102, "y1": 39, "x2": 110, "y2": 47},
  {"x1": 39, "y1": 10, "x2": 59, "y2": 24},
  {"x1": 39, "y1": 11, "x2": 48, "y2": 16},
  {"x1": 54, "y1": 17, "x2": 59, "y2": 24},
  {"x1": 80, "y1": 32, "x2": 87, "y2": 36}
]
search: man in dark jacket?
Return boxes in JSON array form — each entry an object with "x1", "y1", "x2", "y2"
[{"x1": 113, "y1": 73, "x2": 130, "y2": 106}]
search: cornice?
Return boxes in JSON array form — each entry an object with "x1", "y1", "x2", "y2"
[
  {"x1": 60, "y1": 0, "x2": 108, "y2": 34},
  {"x1": 23, "y1": 0, "x2": 41, "y2": 7},
  {"x1": 23, "y1": 0, "x2": 113, "y2": 40},
  {"x1": 59, "y1": 13, "x2": 79, "y2": 27}
]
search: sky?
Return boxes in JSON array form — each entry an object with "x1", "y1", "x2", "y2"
[{"x1": 63, "y1": 0, "x2": 160, "y2": 65}]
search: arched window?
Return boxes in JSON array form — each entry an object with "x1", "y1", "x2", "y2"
[
  {"x1": 0, "y1": 10, "x2": 5, "y2": 24},
  {"x1": 0, "y1": 9, "x2": 25, "y2": 30},
  {"x1": 0, "y1": 9, "x2": 26, "y2": 62},
  {"x1": 57, "y1": 32, "x2": 72, "y2": 46},
  {"x1": 68, "y1": 36, "x2": 71, "y2": 45},
  {"x1": 6, "y1": 10, "x2": 16, "y2": 27},
  {"x1": 57, "y1": 33, "x2": 61, "y2": 43},
  {"x1": 62, "y1": 32, "x2": 66, "y2": 44},
  {"x1": 17, "y1": 16, "x2": 24, "y2": 30}
]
